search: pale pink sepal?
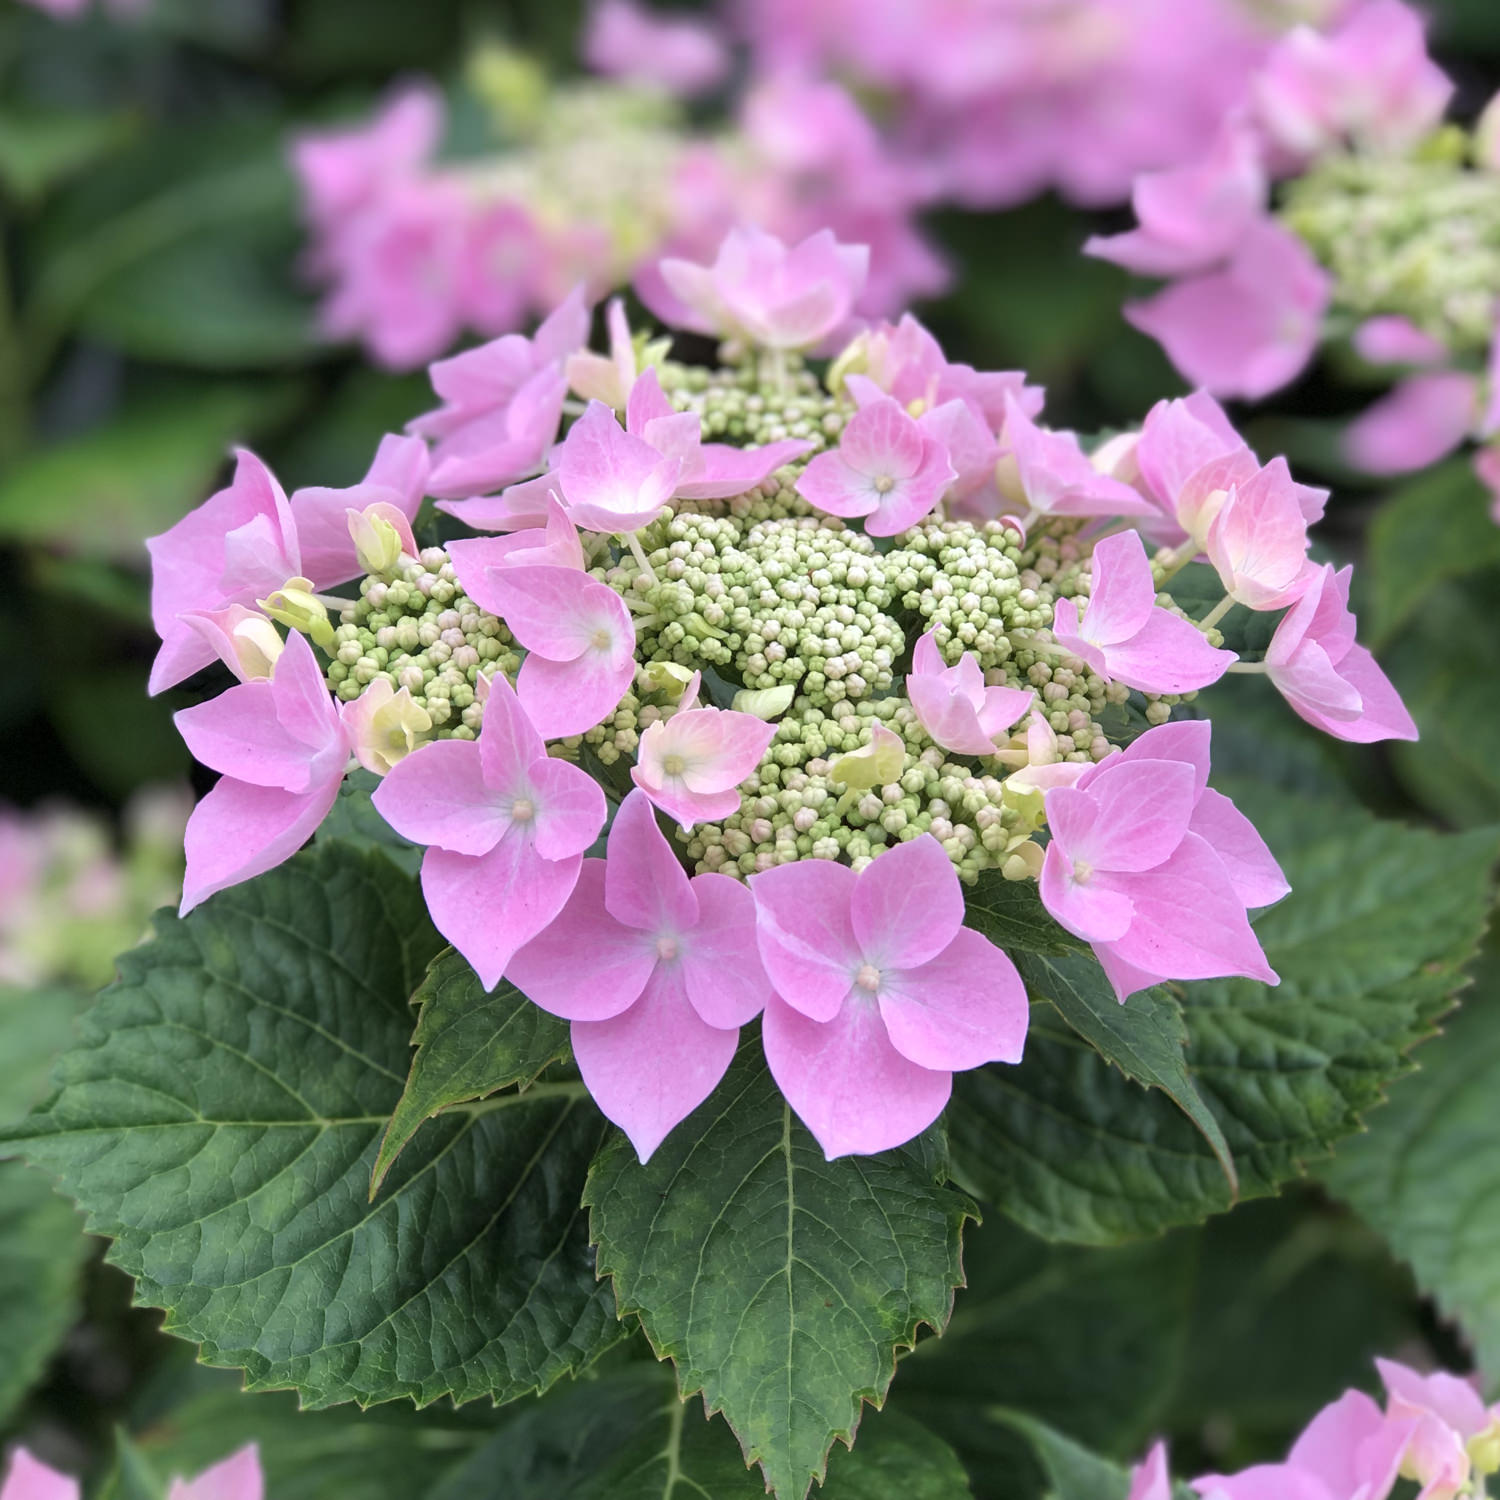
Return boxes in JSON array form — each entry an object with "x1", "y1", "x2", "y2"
[
  {"x1": 907, "y1": 630, "x2": 1033, "y2": 755},
  {"x1": 166, "y1": 1445, "x2": 264, "y2": 1500},
  {"x1": 0, "y1": 1449, "x2": 81, "y2": 1500},
  {"x1": 1051, "y1": 530, "x2": 1235, "y2": 694},
  {"x1": 631, "y1": 699, "x2": 777, "y2": 830}
]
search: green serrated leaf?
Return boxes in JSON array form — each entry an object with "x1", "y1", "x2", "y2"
[
  {"x1": 586, "y1": 1039, "x2": 977, "y2": 1500},
  {"x1": 952, "y1": 786, "x2": 1500, "y2": 1244},
  {"x1": 964, "y1": 880, "x2": 1235, "y2": 1192},
  {"x1": 372, "y1": 948, "x2": 571, "y2": 1196},
  {"x1": 1, "y1": 843, "x2": 626, "y2": 1408},
  {"x1": 1324, "y1": 953, "x2": 1500, "y2": 1379},
  {"x1": 1364, "y1": 459, "x2": 1500, "y2": 646},
  {"x1": 0, "y1": 1161, "x2": 89, "y2": 1425}
]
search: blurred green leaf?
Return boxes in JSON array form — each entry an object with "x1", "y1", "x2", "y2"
[
  {"x1": 1383, "y1": 572, "x2": 1500, "y2": 826},
  {"x1": 0, "y1": 1161, "x2": 89, "y2": 1426},
  {"x1": 0, "y1": 986, "x2": 84, "y2": 1126},
  {"x1": 49, "y1": 667, "x2": 190, "y2": 802},
  {"x1": 1324, "y1": 953, "x2": 1500, "y2": 1383},
  {"x1": 1364, "y1": 460, "x2": 1500, "y2": 648},
  {"x1": 0, "y1": 383, "x2": 300, "y2": 558},
  {"x1": 0, "y1": 106, "x2": 139, "y2": 206}
]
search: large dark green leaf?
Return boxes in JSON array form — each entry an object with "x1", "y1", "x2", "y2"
[
  {"x1": 372, "y1": 948, "x2": 570, "y2": 1195},
  {"x1": 1, "y1": 843, "x2": 625, "y2": 1408},
  {"x1": 964, "y1": 879, "x2": 1234, "y2": 1189},
  {"x1": 319, "y1": 770, "x2": 423, "y2": 878},
  {"x1": 952, "y1": 785, "x2": 1500, "y2": 1243},
  {"x1": 1324, "y1": 952, "x2": 1500, "y2": 1376},
  {"x1": 0, "y1": 106, "x2": 138, "y2": 205},
  {"x1": 586, "y1": 1041, "x2": 976, "y2": 1500}
]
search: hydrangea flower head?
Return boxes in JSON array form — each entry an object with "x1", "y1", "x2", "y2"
[{"x1": 752, "y1": 835, "x2": 1028, "y2": 1158}]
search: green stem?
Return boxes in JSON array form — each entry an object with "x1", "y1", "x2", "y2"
[
  {"x1": 1197, "y1": 594, "x2": 1236, "y2": 633},
  {"x1": 1225, "y1": 660, "x2": 1268, "y2": 675},
  {"x1": 0, "y1": 234, "x2": 30, "y2": 468}
]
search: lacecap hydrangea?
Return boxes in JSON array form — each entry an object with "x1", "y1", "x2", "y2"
[{"x1": 146, "y1": 224, "x2": 1416, "y2": 1165}]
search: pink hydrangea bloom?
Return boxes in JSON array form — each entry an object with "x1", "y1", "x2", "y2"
[
  {"x1": 1128, "y1": 1442, "x2": 1172, "y2": 1500},
  {"x1": 166, "y1": 1445, "x2": 264, "y2": 1500},
  {"x1": 1135, "y1": 393, "x2": 1328, "y2": 547},
  {"x1": 180, "y1": 605, "x2": 286, "y2": 685},
  {"x1": 655, "y1": 227, "x2": 869, "y2": 351},
  {"x1": 566, "y1": 298, "x2": 639, "y2": 410},
  {"x1": 583, "y1": 0, "x2": 729, "y2": 96},
  {"x1": 175, "y1": 632, "x2": 352, "y2": 914},
  {"x1": 413, "y1": 286, "x2": 588, "y2": 503},
  {"x1": 1378, "y1": 1359, "x2": 1498, "y2": 1500},
  {"x1": 998, "y1": 393, "x2": 1158, "y2": 524},
  {"x1": 292, "y1": 84, "x2": 442, "y2": 236},
  {"x1": 625, "y1": 369, "x2": 813, "y2": 502},
  {"x1": 508, "y1": 790, "x2": 768, "y2": 1159},
  {"x1": 447, "y1": 497, "x2": 585, "y2": 604},
  {"x1": 537, "y1": 399, "x2": 681, "y2": 533},
  {"x1": 843, "y1": 313, "x2": 1043, "y2": 431},
  {"x1": 1202, "y1": 457, "x2": 1317, "y2": 610},
  {"x1": 1125, "y1": 221, "x2": 1332, "y2": 401},
  {"x1": 796, "y1": 395, "x2": 955, "y2": 535},
  {"x1": 752, "y1": 835, "x2": 1029, "y2": 1159},
  {"x1": 147, "y1": 450, "x2": 302, "y2": 696},
  {"x1": 914, "y1": 397, "x2": 1003, "y2": 518},
  {"x1": 288, "y1": 432, "x2": 430, "y2": 587},
  {"x1": 631, "y1": 674, "x2": 778, "y2": 829},
  {"x1": 906, "y1": 630, "x2": 1034, "y2": 756},
  {"x1": 1039, "y1": 720, "x2": 1285, "y2": 1002},
  {"x1": 1344, "y1": 373, "x2": 1479, "y2": 476},
  {"x1": 372, "y1": 673, "x2": 606, "y2": 989},
  {"x1": 1352, "y1": 316, "x2": 1447, "y2": 368},
  {"x1": 1052, "y1": 530, "x2": 1236, "y2": 695},
  {"x1": 317, "y1": 178, "x2": 472, "y2": 372},
  {"x1": 1086, "y1": 123, "x2": 1267, "y2": 278},
  {"x1": 482, "y1": 565, "x2": 637, "y2": 738},
  {"x1": 1265, "y1": 564, "x2": 1418, "y2": 744},
  {"x1": 462, "y1": 202, "x2": 545, "y2": 339},
  {"x1": 1253, "y1": 0, "x2": 1453, "y2": 159},
  {"x1": 1286, "y1": 1389, "x2": 1414, "y2": 1500},
  {"x1": 0, "y1": 1450, "x2": 78, "y2": 1500}
]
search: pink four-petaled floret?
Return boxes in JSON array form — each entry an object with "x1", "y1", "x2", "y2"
[{"x1": 906, "y1": 630, "x2": 1033, "y2": 757}]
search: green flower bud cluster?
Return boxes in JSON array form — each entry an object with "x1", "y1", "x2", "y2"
[
  {"x1": 675, "y1": 694, "x2": 1082, "y2": 885},
  {"x1": 1281, "y1": 149, "x2": 1500, "y2": 356},
  {"x1": 603, "y1": 509, "x2": 906, "y2": 708},
  {"x1": 327, "y1": 548, "x2": 518, "y2": 739}
]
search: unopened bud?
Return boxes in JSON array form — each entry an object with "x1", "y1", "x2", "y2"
[
  {"x1": 731, "y1": 685, "x2": 795, "y2": 720},
  {"x1": 831, "y1": 722, "x2": 905, "y2": 791},
  {"x1": 342, "y1": 679, "x2": 434, "y2": 776},
  {"x1": 825, "y1": 332, "x2": 870, "y2": 396},
  {"x1": 641, "y1": 660, "x2": 697, "y2": 703},
  {"x1": 258, "y1": 578, "x2": 335, "y2": 649},
  {"x1": 348, "y1": 503, "x2": 415, "y2": 577},
  {"x1": 1001, "y1": 840, "x2": 1045, "y2": 882}
]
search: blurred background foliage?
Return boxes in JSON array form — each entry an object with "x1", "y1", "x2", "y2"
[{"x1": 2, "y1": 0, "x2": 1499, "y2": 1494}]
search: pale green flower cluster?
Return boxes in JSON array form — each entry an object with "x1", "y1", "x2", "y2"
[
  {"x1": 1281, "y1": 143, "x2": 1500, "y2": 355},
  {"x1": 328, "y1": 550, "x2": 519, "y2": 739}
]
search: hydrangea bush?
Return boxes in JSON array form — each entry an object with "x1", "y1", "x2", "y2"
[{"x1": 4, "y1": 225, "x2": 1498, "y2": 1500}]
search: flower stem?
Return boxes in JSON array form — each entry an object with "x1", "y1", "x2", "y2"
[
  {"x1": 1197, "y1": 594, "x2": 1236, "y2": 633},
  {"x1": 625, "y1": 532, "x2": 658, "y2": 584},
  {"x1": 1225, "y1": 660, "x2": 1269, "y2": 675}
]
